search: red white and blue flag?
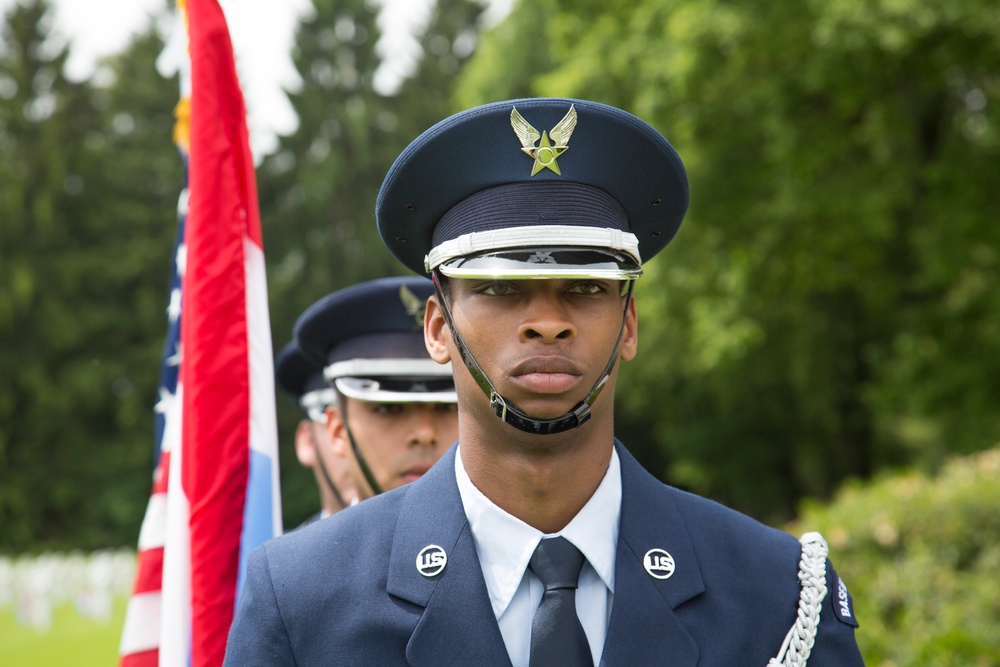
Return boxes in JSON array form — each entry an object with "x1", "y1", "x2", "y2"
[{"x1": 119, "y1": 1, "x2": 282, "y2": 665}]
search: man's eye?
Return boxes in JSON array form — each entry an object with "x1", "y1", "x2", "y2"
[
  {"x1": 479, "y1": 282, "x2": 516, "y2": 296},
  {"x1": 567, "y1": 282, "x2": 605, "y2": 295},
  {"x1": 373, "y1": 403, "x2": 404, "y2": 415}
]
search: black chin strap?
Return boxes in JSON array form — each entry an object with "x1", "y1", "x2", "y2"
[
  {"x1": 338, "y1": 400, "x2": 385, "y2": 496},
  {"x1": 432, "y1": 271, "x2": 634, "y2": 436},
  {"x1": 309, "y1": 422, "x2": 349, "y2": 511}
]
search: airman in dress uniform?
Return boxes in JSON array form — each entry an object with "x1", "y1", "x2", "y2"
[
  {"x1": 275, "y1": 341, "x2": 358, "y2": 525},
  {"x1": 226, "y1": 99, "x2": 863, "y2": 666},
  {"x1": 293, "y1": 276, "x2": 459, "y2": 502}
]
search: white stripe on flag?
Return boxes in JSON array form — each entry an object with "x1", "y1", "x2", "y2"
[
  {"x1": 137, "y1": 493, "x2": 168, "y2": 551},
  {"x1": 119, "y1": 590, "x2": 162, "y2": 655},
  {"x1": 237, "y1": 237, "x2": 282, "y2": 599},
  {"x1": 244, "y1": 237, "x2": 281, "y2": 533},
  {"x1": 159, "y1": 382, "x2": 191, "y2": 667}
]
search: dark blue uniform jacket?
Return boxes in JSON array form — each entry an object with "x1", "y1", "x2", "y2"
[{"x1": 225, "y1": 442, "x2": 864, "y2": 665}]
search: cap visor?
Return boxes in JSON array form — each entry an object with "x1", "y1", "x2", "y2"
[
  {"x1": 334, "y1": 376, "x2": 457, "y2": 403},
  {"x1": 437, "y1": 247, "x2": 641, "y2": 280}
]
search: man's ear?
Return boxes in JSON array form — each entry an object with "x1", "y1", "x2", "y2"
[
  {"x1": 294, "y1": 420, "x2": 317, "y2": 468},
  {"x1": 620, "y1": 296, "x2": 638, "y2": 362},
  {"x1": 424, "y1": 293, "x2": 452, "y2": 364},
  {"x1": 324, "y1": 405, "x2": 350, "y2": 457}
]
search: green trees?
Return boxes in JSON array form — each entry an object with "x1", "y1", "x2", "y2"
[
  {"x1": 0, "y1": 0, "x2": 180, "y2": 551},
  {"x1": 261, "y1": 0, "x2": 491, "y2": 334},
  {"x1": 0, "y1": 0, "x2": 494, "y2": 545},
  {"x1": 459, "y1": 0, "x2": 1000, "y2": 521}
]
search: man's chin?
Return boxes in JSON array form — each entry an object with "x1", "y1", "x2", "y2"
[
  {"x1": 506, "y1": 398, "x2": 581, "y2": 423},
  {"x1": 469, "y1": 389, "x2": 583, "y2": 427}
]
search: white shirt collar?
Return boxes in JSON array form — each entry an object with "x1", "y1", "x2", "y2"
[{"x1": 455, "y1": 445, "x2": 621, "y2": 619}]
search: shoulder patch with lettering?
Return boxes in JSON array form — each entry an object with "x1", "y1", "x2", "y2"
[{"x1": 827, "y1": 568, "x2": 859, "y2": 627}]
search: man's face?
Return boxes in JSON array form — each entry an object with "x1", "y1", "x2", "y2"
[
  {"x1": 427, "y1": 277, "x2": 637, "y2": 424},
  {"x1": 326, "y1": 399, "x2": 458, "y2": 499}
]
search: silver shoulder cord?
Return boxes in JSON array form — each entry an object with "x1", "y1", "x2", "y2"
[{"x1": 767, "y1": 532, "x2": 829, "y2": 667}]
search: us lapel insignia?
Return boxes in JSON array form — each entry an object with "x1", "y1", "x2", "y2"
[
  {"x1": 399, "y1": 285, "x2": 426, "y2": 330},
  {"x1": 416, "y1": 544, "x2": 448, "y2": 577},
  {"x1": 510, "y1": 104, "x2": 578, "y2": 176},
  {"x1": 643, "y1": 548, "x2": 676, "y2": 580}
]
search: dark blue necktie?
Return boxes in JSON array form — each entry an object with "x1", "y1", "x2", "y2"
[{"x1": 528, "y1": 536, "x2": 594, "y2": 667}]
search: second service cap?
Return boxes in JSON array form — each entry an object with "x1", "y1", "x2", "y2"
[{"x1": 294, "y1": 276, "x2": 456, "y2": 404}]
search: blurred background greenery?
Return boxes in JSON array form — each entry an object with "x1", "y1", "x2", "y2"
[
  {"x1": 796, "y1": 445, "x2": 1000, "y2": 664},
  {"x1": 1, "y1": 602, "x2": 127, "y2": 666},
  {"x1": 1, "y1": 0, "x2": 998, "y2": 663}
]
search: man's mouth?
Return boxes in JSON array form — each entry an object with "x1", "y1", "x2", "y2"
[
  {"x1": 511, "y1": 356, "x2": 582, "y2": 375},
  {"x1": 399, "y1": 462, "x2": 433, "y2": 483},
  {"x1": 509, "y1": 356, "x2": 583, "y2": 394}
]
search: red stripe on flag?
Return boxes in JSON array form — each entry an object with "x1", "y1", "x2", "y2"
[
  {"x1": 120, "y1": 649, "x2": 159, "y2": 667},
  {"x1": 183, "y1": 1, "x2": 261, "y2": 664},
  {"x1": 120, "y1": 450, "x2": 170, "y2": 662},
  {"x1": 151, "y1": 451, "x2": 170, "y2": 495},
  {"x1": 132, "y1": 547, "x2": 165, "y2": 595}
]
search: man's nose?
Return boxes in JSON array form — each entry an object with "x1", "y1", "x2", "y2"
[
  {"x1": 409, "y1": 407, "x2": 440, "y2": 449},
  {"x1": 518, "y1": 294, "x2": 576, "y2": 344}
]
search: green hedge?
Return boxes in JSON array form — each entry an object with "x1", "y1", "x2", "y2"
[{"x1": 794, "y1": 446, "x2": 1000, "y2": 666}]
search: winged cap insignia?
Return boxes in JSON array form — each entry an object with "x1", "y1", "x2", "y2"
[
  {"x1": 398, "y1": 285, "x2": 426, "y2": 329},
  {"x1": 510, "y1": 105, "x2": 577, "y2": 176}
]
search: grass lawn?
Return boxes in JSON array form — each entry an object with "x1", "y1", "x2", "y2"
[{"x1": 0, "y1": 598, "x2": 127, "y2": 666}]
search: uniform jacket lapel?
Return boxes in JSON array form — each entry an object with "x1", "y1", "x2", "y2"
[
  {"x1": 600, "y1": 442, "x2": 703, "y2": 666},
  {"x1": 385, "y1": 442, "x2": 704, "y2": 666},
  {"x1": 386, "y1": 445, "x2": 512, "y2": 667}
]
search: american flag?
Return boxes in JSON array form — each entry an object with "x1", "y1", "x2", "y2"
[{"x1": 119, "y1": 1, "x2": 282, "y2": 665}]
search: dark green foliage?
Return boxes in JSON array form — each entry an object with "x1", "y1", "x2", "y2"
[
  {"x1": 454, "y1": 0, "x2": 556, "y2": 106},
  {"x1": 0, "y1": 0, "x2": 491, "y2": 543},
  {"x1": 459, "y1": 0, "x2": 1000, "y2": 522},
  {"x1": 794, "y1": 446, "x2": 1000, "y2": 665},
  {"x1": 0, "y1": 0, "x2": 180, "y2": 552}
]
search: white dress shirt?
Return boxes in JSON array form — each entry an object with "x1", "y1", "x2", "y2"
[{"x1": 455, "y1": 445, "x2": 622, "y2": 667}]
